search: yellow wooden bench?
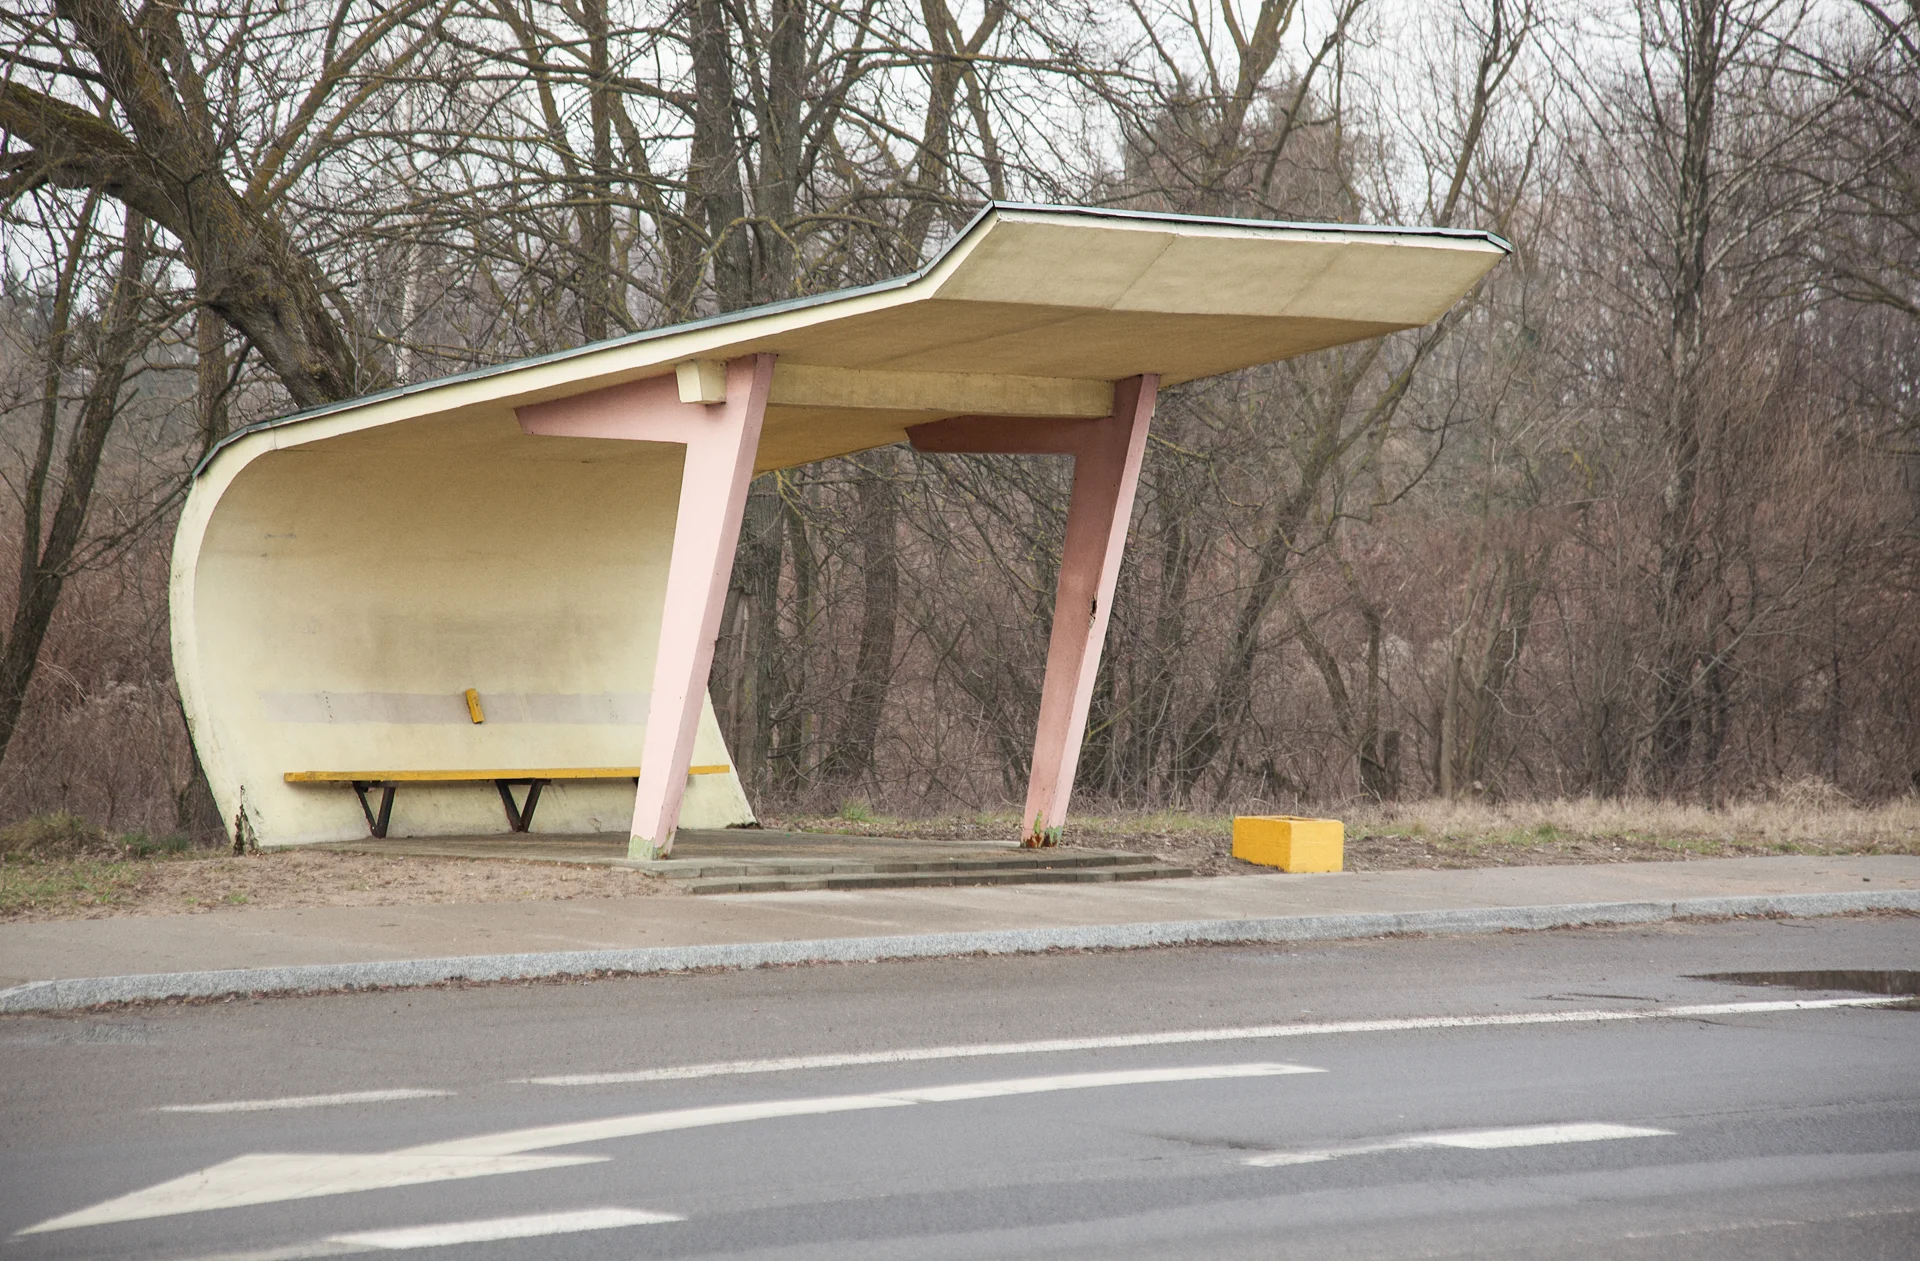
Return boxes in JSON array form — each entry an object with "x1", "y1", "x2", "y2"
[{"x1": 285, "y1": 766, "x2": 731, "y2": 837}]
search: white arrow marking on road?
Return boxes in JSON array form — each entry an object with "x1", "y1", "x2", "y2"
[
  {"x1": 21, "y1": 1061, "x2": 1320, "y2": 1235},
  {"x1": 17, "y1": 1152, "x2": 612, "y2": 1238},
  {"x1": 1244, "y1": 1121, "x2": 1674, "y2": 1167}
]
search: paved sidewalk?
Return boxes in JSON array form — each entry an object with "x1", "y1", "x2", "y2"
[{"x1": 3, "y1": 855, "x2": 1915, "y2": 1001}]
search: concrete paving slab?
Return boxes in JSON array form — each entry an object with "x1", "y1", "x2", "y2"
[
  {"x1": 312, "y1": 828, "x2": 1035, "y2": 868},
  {"x1": 2, "y1": 855, "x2": 1914, "y2": 993}
]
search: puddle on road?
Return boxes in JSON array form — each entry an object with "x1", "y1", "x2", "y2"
[{"x1": 1691, "y1": 970, "x2": 1920, "y2": 1007}]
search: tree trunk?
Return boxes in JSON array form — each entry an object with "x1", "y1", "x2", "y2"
[
  {"x1": 773, "y1": 488, "x2": 817, "y2": 793},
  {"x1": 1647, "y1": 0, "x2": 1724, "y2": 791},
  {"x1": 580, "y1": 0, "x2": 618, "y2": 340},
  {"x1": 752, "y1": 0, "x2": 807, "y2": 299},
  {"x1": 0, "y1": 213, "x2": 150, "y2": 766},
  {"x1": 195, "y1": 306, "x2": 230, "y2": 454},
  {"x1": 1, "y1": 0, "x2": 361, "y2": 406},
  {"x1": 1125, "y1": 429, "x2": 1210, "y2": 791},
  {"x1": 825, "y1": 453, "x2": 900, "y2": 787},
  {"x1": 732, "y1": 479, "x2": 787, "y2": 792},
  {"x1": 1169, "y1": 425, "x2": 1339, "y2": 800},
  {"x1": 689, "y1": 0, "x2": 753, "y2": 311}
]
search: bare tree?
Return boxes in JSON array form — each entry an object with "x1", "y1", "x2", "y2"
[
  {"x1": 0, "y1": 202, "x2": 151, "y2": 764},
  {"x1": 2, "y1": 1, "x2": 447, "y2": 406}
]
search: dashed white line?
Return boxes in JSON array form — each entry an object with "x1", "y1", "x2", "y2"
[
  {"x1": 333, "y1": 1206, "x2": 683, "y2": 1248},
  {"x1": 1245, "y1": 1121, "x2": 1675, "y2": 1167},
  {"x1": 163, "y1": 1208, "x2": 682, "y2": 1259},
  {"x1": 524, "y1": 997, "x2": 1897, "y2": 1086},
  {"x1": 159, "y1": 1089, "x2": 453, "y2": 1114},
  {"x1": 1428, "y1": 1122, "x2": 1673, "y2": 1149}
]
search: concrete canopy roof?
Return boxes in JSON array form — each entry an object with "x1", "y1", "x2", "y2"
[{"x1": 204, "y1": 203, "x2": 1508, "y2": 477}]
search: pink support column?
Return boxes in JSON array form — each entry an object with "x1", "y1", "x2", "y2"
[
  {"x1": 1019, "y1": 376, "x2": 1156, "y2": 844},
  {"x1": 518, "y1": 354, "x2": 774, "y2": 859},
  {"x1": 907, "y1": 375, "x2": 1158, "y2": 845}
]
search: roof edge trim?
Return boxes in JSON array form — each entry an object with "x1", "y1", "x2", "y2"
[{"x1": 195, "y1": 203, "x2": 1511, "y2": 477}]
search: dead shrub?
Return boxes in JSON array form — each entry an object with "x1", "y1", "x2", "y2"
[{"x1": 0, "y1": 810, "x2": 115, "y2": 860}]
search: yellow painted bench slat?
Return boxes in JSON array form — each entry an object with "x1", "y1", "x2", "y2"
[{"x1": 285, "y1": 766, "x2": 729, "y2": 783}]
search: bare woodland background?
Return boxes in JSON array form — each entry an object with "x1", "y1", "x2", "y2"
[{"x1": 0, "y1": 0, "x2": 1915, "y2": 840}]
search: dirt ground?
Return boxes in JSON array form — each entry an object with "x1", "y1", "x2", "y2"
[
  {"x1": 0, "y1": 848, "x2": 672, "y2": 923},
  {"x1": 5, "y1": 794, "x2": 1916, "y2": 923}
]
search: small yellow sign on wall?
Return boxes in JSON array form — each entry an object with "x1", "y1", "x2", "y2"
[{"x1": 1233, "y1": 815, "x2": 1344, "y2": 872}]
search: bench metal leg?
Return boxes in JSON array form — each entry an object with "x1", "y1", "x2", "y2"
[
  {"x1": 352, "y1": 782, "x2": 397, "y2": 838},
  {"x1": 496, "y1": 779, "x2": 546, "y2": 832}
]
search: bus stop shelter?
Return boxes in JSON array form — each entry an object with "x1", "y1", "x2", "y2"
[{"x1": 171, "y1": 204, "x2": 1507, "y2": 859}]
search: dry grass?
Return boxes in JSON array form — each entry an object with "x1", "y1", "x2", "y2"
[
  {"x1": 766, "y1": 794, "x2": 1920, "y2": 876},
  {"x1": 0, "y1": 858, "x2": 146, "y2": 917},
  {"x1": 1350, "y1": 792, "x2": 1920, "y2": 851}
]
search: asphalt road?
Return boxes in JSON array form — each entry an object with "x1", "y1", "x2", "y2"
[{"x1": 3, "y1": 915, "x2": 1916, "y2": 1259}]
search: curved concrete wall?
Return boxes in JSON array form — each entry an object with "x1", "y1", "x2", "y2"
[{"x1": 173, "y1": 411, "x2": 753, "y2": 847}]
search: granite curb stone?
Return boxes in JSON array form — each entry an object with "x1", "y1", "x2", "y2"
[{"x1": 3, "y1": 888, "x2": 1915, "y2": 1014}]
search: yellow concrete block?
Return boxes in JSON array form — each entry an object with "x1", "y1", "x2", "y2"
[{"x1": 1232, "y1": 815, "x2": 1344, "y2": 872}]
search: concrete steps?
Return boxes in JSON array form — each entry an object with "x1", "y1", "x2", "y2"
[
  {"x1": 312, "y1": 830, "x2": 1191, "y2": 895},
  {"x1": 648, "y1": 849, "x2": 1192, "y2": 895}
]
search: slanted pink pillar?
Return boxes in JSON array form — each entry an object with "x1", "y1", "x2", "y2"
[
  {"x1": 518, "y1": 354, "x2": 774, "y2": 859},
  {"x1": 909, "y1": 374, "x2": 1158, "y2": 845}
]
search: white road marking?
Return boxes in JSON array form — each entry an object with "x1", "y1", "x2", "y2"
[
  {"x1": 1426, "y1": 1122, "x2": 1673, "y2": 1149},
  {"x1": 159, "y1": 1090, "x2": 453, "y2": 1114},
  {"x1": 333, "y1": 1206, "x2": 682, "y2": 1248},
  {"x1": 18, "y1": 1151, "x2": 613, "y2": 1235},
  {"x1": 21, "y1": 1061, "x2": 1316, "y2": 1235},
  {"x1": 525, "y1": 997, "x2": 1898, "y2": 1086},
  {"x1": 163, "y1": 1208, "x2": 682, "y2": 1259},
  {"x1": 1245, "y1": 1121, "x2": 1674, "y2": 1167}
]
